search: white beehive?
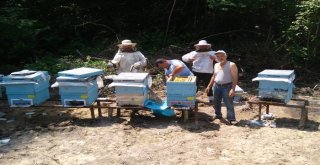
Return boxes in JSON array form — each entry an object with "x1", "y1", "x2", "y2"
[
  {"x1": 252, "y1": 69, "x2": 295, "y2": 103},
  {"x1": 109, "y1": 72, "x2": 150, "y2": 106}
]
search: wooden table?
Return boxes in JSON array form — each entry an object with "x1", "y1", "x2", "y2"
[
  {"x1": 247, "y1": 98, "x2": 309, "y2": 129},
  {"x1": 0, "y1": 98, "x2": 200, "y2": 125},
  {"x1": 90, "y1": 98, "x2": 199, "y2": 125}
]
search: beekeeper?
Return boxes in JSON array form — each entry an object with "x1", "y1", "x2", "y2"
[
  {"x1": 155, "y1": 58, "x2": 193, "y2": 80},
  {"x1": 182, "y1": 40, "x2": 218, "y2": 102},
  {"x1": 109, "y1": 39, "x2": 147, "y2": 74}
]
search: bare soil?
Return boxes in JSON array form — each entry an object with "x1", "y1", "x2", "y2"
[{"x1": 0, "y1": 89, "x2": 320, "y2": 165}]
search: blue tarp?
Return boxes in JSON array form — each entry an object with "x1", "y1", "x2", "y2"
[{"x1": 144, "y1": 99, "x2": 175, "y2": 117}]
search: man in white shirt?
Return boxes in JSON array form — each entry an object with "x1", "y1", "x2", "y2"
[
  {"x1": 205, "y1": 50, "x2": 238, "y2": 125},
  {"x1": 182, "y1": 40, "x2": 218, "y2": 102}
]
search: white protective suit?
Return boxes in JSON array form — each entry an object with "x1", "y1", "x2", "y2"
[
  {"x1": 111, "y1": 50, "x2": 147, "y2": 74},
  {"x1": 182, "y1": 50, "x2": 217, "y2": 74}
]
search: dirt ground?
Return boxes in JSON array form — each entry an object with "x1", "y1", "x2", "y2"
[{"x1": 0, "y1": 89, "x2": 320, "y2": 165}]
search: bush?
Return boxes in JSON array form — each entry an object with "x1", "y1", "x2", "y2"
[{"x1": 25, "y1": 55, "x2": 112, "y2": 77}]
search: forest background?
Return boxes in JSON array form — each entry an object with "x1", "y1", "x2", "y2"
[{"x1": 0, "y1": 0, "x2": 319, "y2": 86}]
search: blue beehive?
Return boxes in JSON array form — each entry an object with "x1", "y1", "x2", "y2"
[
  {"x1": 0, "y1": 70, "x2": 50, "y2": 107},
  {"x1": 252, "y1": 69, "x2": 295, "y2": 103},
  {"x1": 0, "y1": 74, "x2": 4, "y2": 98},
  {"x1": 166, "y1": 76, "x2": 197, "y2": 108},
  {"x1": 53, "y1": 67, "x2": 104, "y2": 107},
  {"x1": 109, "y1": 72, "x2": 150, "y2": 106}
]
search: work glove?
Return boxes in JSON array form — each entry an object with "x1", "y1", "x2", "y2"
[
  {"x1": 133, "y1": 62, "x2": 141, "y2": 69},
  {"x1": 107, "y1": 62, "x2": 114, "y2": 68}
]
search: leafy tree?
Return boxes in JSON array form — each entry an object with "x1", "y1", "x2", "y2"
[{"x1": 284, "y1": 0, "x2": 320, "y2": 69}]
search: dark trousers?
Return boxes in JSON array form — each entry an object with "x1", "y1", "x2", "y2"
[{"x1": 193, "y1": 71, "x2": 213, "y2": 96}]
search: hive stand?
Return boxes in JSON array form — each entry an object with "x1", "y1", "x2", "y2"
[
  {"x1": 89, "y1": 98, "x2": 199, "y2": 126},
  {"x1": 248, "y1": 97, "x2": 309, "y2": 129}
]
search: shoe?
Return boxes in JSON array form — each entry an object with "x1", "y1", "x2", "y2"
[
  {"x1": 208, "y1": 116, "x2": 222, "y2": 122},
  {"x1": 227, "y1": 120, "x2": 238, "y2": 125},
  {"x1": 208, "y1": 96, "x2": 214, "y2": 104}
]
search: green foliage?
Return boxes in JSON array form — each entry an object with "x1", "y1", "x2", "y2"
[
  {"x1": 284, "y1": 0, "x2": 320, "y2": 67},
  {"x1": 137, "y1": 30, "x2": 194, "y2": 53},
  {"x1": 25, "y1": 55, "x2": 110, "y2": 76},
  {"x1": 0, "y1": 0, "x2": 319, "y2": 83},
  {"x1": 0, "y1": 2, "x2": 49, "y2": 63}
]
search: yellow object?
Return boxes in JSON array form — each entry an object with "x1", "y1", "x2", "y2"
[
  {"x1": 173, "y1": 77, "x2": 188, "y2": 82},
  {"x1": 27, "y1": 95, "x2": 35, "y2": 99},
  {"x1": 80, "y1": 94, "x2": 88, "y2": 99},
  {"x1": 187, "y1": 97, "x2": 194, "y2": 100}
]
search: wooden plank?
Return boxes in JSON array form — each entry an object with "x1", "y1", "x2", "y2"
[{"x1": 247, "y1": 101, "x2": 306, "y2": 109}]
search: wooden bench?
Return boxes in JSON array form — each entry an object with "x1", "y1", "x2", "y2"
[
  {"x1": 247, "y1": 98, "x2": 309, "y2": 129},
  {"x1": 90, "y1": 98, "x2": 199, "y2": 125}
]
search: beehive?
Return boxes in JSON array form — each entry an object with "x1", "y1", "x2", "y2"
[
  {"x1": 166, "y1": 76, "x2": 197, "y2": 107},
  {"x1": 109, "y1": 72, "x2": 150, "y2": 106},
  {"x1": 0, "y1": 74, "x2": 4, "y2": 98},
  {"x1": 252, "y1": 69, "x2": 295, "y2": 103},
  {"x1": 54, "y1": 67, "x2": 104, "y2": 107},
  {"x1": 0, "y1": 70, "x2": 50, "y2": 107}
]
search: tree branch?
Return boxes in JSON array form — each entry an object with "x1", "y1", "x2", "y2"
[
  {"x1": 75, "y1": 19, "x2": 119, "y2": 42},
  {"x1": 164, "y1": 0, "x2": 177, "y2": 45}
]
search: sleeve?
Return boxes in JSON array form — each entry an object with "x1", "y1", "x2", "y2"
[
  {"x1": 208, "y1": 51, "x2": 218, "y2": 62},
  {"x1": 135, "y1": 51, "x2": 147, "y2": 67},
  {"x1": 111, "y1": 50, "x2": 122, "y2": 66},
  {"x1": 208, "y1": 50, "x2": 216, "y2": 56},
  {"x1": 182, "y1": 51, "x2": 196, "y2": 63}
]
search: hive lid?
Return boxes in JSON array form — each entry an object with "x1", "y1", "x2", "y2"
[
  {"x1": 113, "y1": 72, "x2": 149, "y2": 82},
  {"x1": 257, "y1": 69, "x2": 294, "y2": 78},
  {"x1": 3, "y1": 70, "x2": 49, "y2": 82},
  {"x1": 56, "y1": 76, "x2": 95, "y2": 82},
  {"x1": 58, "y1": 67, "x2": 104, "y2": 78},
  {"x1": 11, "y1": 70, "x2": 37, "y2": 76}
]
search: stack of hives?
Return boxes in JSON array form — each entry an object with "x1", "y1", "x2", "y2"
[{"x1": 109, "y1": 72, "x2": 151, "y2": 106}]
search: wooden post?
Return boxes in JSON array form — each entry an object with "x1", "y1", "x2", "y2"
[
  {"x1": 97, "y1": 100, "x2": 102, "y2": 117},
  {"x1": 266, "y1": 105, "x2": 269, "y2": 114},
  {"x1": 183, "y1": 110, "x2": 189, "y2": 123},
  {"x1": 90, "y1": 107, "x2": 95, "y2": 119},
  {"x1": 258, "y1": 103, "x2": 262, "y2": 120},
  {"x1": 116, "y1": 108, "x2": 121, "y2": 117},
  {"x1": 108, "y1": 108, "x2": 113, "y2": 118},
  {"x1": 298, "y1": 100, "x2": 309, "y2": 129},
  {"x1": 195, "y1": 103, "x2": 199, "y2": 126}
]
